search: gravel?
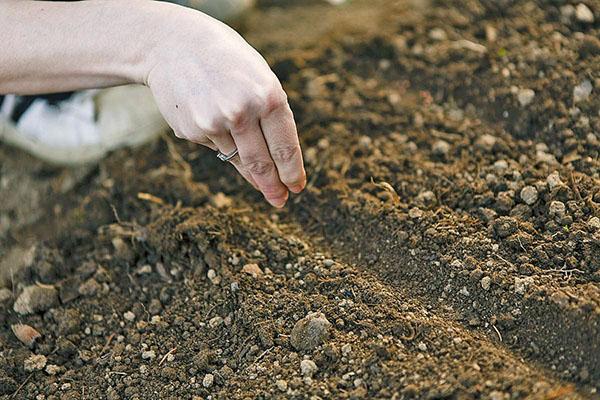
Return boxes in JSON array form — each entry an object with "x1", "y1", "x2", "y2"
[
  {"x1": 520, "y1": 186, "x2": 538, "y2": 205},
  {"x1": 546, "y1": 172, "x2": 564, "y2": 190},
  {"x1": 276, "y1": 379, "x2": 288, "y2": 391},
  {"x1": 291, "y1": 312, "x2": 331, "y2": 351},
  {"x1": 300, "y1": 359, "x2": 318, "y2": 377},
  {"x1": 323, "y1": 259, "x2": 335, "y2": 267},
  {"x1": 24, "y1": 354, "x2": 47, "y2": 372},
  {"x1": 549, "y1": 201, "x2": 566, "y2": 219},
  {"x1": 587, "y1": 216, "x2": 600, "y2": 230},
  {"x1": 573, "y1": 80, "x2": 593, "y2": 103},
  {"x1": 575, "y1": 3, "x2": 594, "y2": 23},
  {"x1": 241, "y1": 263, "x2": 263, "y2": 278},
  {"x1": 517, "y1": 88, "x2": 535, "y2": 106},
  {"x1": 202, "y1": 373, "x2": 215, "y2": 388},
  {"x1": 341, "y1": 343, "x2": 352, "y2": 356},
  {"x1": 141, "y1": 350, "x2": 156, "y2": 360},
  {"x1": 123, "y1": 311, "x2": 136, "y2": 321},
  {"x1": 432, "y1": 140, "x2": 450, "y2": 157},
  {"x1": 481, "y1": 276, "x2": 492, "y2": 291}
]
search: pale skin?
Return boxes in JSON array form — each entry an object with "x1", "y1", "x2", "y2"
[{"x1": 0, "y1": 0, "x2": 306, "y2": 208}]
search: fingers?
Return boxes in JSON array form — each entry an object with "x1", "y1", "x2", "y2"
[
  {"x1": 231, "y1": 121, "x2": 289, "y2": 208},
  {"x1": 259, "y1": 102, "x2": 306, "y2": 193},
  {"x1": 206, "y1": 131, "x2": 260, "y2": 191}
]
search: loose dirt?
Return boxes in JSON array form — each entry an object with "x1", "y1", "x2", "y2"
[{"x1": 1, "y1": 0, "x2": 599, "y2": 399}]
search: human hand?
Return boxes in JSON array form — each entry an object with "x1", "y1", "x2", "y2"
[{"x1": 144, "y1": 5, "x2": 306, "y2": 207}]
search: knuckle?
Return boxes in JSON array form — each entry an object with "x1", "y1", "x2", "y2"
[
  {"x1": 245, "y1": 159, "x2": 275, "y2": 176},
  {"x1": 262, "y1": 89, "x2": 288, "y2": 115},
  {"x1": 271, "y1": 145, "x2": 299, "y2": 164}
]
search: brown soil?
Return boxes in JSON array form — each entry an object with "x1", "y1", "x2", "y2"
[{"x1": 1, "y1": 0, "x2": 599, "y2": 399}]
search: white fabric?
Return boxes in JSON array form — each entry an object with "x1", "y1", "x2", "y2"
[{"x1": 15, "y1": 91, "x2": 100, "y2": 148}]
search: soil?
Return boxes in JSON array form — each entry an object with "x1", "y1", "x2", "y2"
[{"x1": 1, "y1": 0, "x2": 599, "y2": 399}]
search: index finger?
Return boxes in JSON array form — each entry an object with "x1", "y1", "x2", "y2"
[{"x1": 259, "y1": 101, "x2": 306, "y2": 193}]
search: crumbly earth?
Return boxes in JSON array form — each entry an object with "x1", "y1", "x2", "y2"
[{"x1": 1, "y1": 0, "x2": 599, "y2": 399}]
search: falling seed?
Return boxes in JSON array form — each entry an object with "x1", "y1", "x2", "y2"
[{"x1": 11, "y1": 324, "x2": 42, "y2": 348}]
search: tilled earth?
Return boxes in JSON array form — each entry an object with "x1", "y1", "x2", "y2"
[{"x1": 1, "y1": 0, "x2": 599, "y2": 399}]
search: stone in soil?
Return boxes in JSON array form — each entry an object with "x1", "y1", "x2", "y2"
[
  {"x1": 573, "y1": 79, "x2": 593, "y2": 103},
  {"x1": 520, "y1": 186, "x2": 538, "y2": 205},
  {"x1": 24, "y1": 354, "x2": 47, "y2": 372},
  {"x1": 276, "y1": 379, "x2": 288, "y2": 391},
  {"x1": 202, "y1": 373, "x2": 215, "y2": 388},
  {"x1": 141, "y1": 350, "x2": 156, "y2": 360},
  {"x1": 481, "y1": 276, "x2": 492, "y2": 291},
  {"x1": 517, "y1": 88, "x2": 535, "y2": 106},
  {"x1": 575, "y1": 3, "x2": 594, "y2": 23},
  {"x1": 241, "y1": 263, "x2": 263, "y2": 277},
  {"x1": 13, "y1": 285, "x2": 59, "y2": 315},
  {"x1": 300, "y1": 359, "x2": 318, "y2": 377},
  {"x1": 291, "y1": 312, "x2": 332, "y2": 351}
]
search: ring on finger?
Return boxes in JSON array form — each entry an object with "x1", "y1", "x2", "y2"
[{"x1": 216, "y1": 148, "x2": 239, "y2": 162}]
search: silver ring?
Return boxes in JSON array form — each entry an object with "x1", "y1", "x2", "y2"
[{"x1": 217, "y1": 148, "x2": 238, "y2": 162}]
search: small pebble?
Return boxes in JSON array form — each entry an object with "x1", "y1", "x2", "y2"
[
  {"x1": 141, "y1": 350, "x2": 156, "y2": 360},
  {"x1": 210, "y1": 192, "x2": 233, "y2": 209},
  {"x1": 493, "y1": 160, "x2": 508, "y2": 172},
  {"x1": 475, "y1": 134, "x2": 497, "y2": 152},
  {"x1": 24, "y1": 354, "x2": 47, "y2": 372},
  {"x1": 300, "y1": 359, "x2": 318, "y2": 377},
  {"x1": 207, "y1": 269, "x2": 219, "y2": 285},
  {"x1": 514, "y1": 277, "x2": 534, "y2": 295},
  {"x1": 202, "y1": 373, "x2": 214, "y2": 388},
  {"x1": 408, "y1": 207, "x2": 423, "y2": 219},
  {"x1": 208, "y1": 316, "x2": 223, "y2": 328},
  {"x1": 417, "y1": 342, "x2": 427, "y2": 351},
  {"x1": 481, "y1": 276, "x2": 492, "y2": 291},
  {"x1": 549, "y1": 201, "x2": 566, "y2": 218},
  {"x1": 123, "y1": 311, "x2": 136, "y2": 322},
  {"x1": 341, "y1": 343, "x2": 352, "y2": 356},
  {"x1": 432, "y1": 140, "x2": 450, "y2": 157},
  {"x1": 276, "y1": 379, "x2": 288, "y2": 391},
  {"x1": 517, "y1": 88, "x2": 535, "y2": 106},
  {"x1": 520, "y1": 186, "x2": 538, "y2": 205},
  {"x1": 429, "y1": 27, "x2": 447, "y2": 41},
  {"x1": 587, "y1": 216, "x2": 600, "y2": 230},
  {"x1": 575, "y1": 3, "x2": 594, "y2": 23},
  {"x1": 291, "y1": 312, "x2": 332, "y2": 351},
  {"x1": 323, "y1": 259, "x2": 335, "y2": 267},
  {"x1": 45, "y1": 364, "x2": 62, "y2": 376},
  {"x1": 546, "y1": 171, "x2": 563, "y2": 190},
  {"x1": 241, "y1": 263, "x2": 263, "y2": 278},
  {"x1": 573, "y1": 80, "x2": 593, "y2": 103}
]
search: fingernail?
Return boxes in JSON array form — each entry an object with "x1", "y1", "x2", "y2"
[
  {"x1": 289, "y1": 178, "x2": 307, "y2": 193},
  {"x1": 268, "y1": 193, "x2": 288, "y2": 208},
  {"x1": 289, "y1": 183, "x2": 306, "y2": 193}
]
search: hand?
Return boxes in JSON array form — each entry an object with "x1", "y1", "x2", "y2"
[{"x1": 145, "y1": 6, "x2": 306, "y2": 207}]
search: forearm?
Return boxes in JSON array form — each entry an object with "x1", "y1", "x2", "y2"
[{"x1": 0, "y1": 0, "x2": 187, "y2": 94}]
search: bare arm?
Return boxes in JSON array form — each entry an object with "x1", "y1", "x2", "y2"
[
  {"x1": 0, "y1": 0, "x2": 164, "y2": 93},
  {"x1": 0, "y1": 0, "x2": 306, "y2": 207}
]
